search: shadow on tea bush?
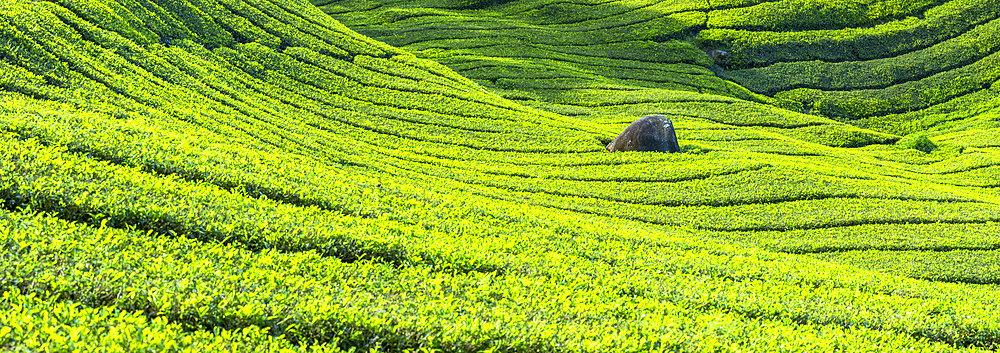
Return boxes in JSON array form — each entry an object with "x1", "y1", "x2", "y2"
[{"x1": 900, "y1": 134, "x2": 937, "y2": 153}]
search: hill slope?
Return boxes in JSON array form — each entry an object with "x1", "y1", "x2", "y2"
[{"x1": 1, "y1": 0, "x2": 1000, "y2": 351}]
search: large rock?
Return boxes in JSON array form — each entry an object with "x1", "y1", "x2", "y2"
[
  {"x1": 707, "y1": 49, "x2": 729, "y2": 63},
  {"x1": 707, "y1": 49, "x2": 729, "y2": 73},
  {"x1": 606, "y1": 115, "x2": 680, "y2": 153}
]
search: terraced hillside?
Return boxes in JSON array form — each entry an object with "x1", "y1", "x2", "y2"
[{"x1": 1, "y1": 0, "x2": 1000, "y2": 351}]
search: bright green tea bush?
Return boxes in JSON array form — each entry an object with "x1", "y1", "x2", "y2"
[
  {"x1": 707, "y1": 0, "x2": 945, "y2": 31},
  {"x1": 698, "y1": 0, "x2": 1000, "y2": 68},
  {"x1": 815, "y1": 249, "x2": 1000, "y2": 284},
  {"x1": 724, "y1": 16, "x2": 1000, "y2": 94},
  {"x1": 2, "y1": 0, "x2": 1000, "y2": 350},
  {"x1": 0, "y1": 290, "x2": 337, "y2": 352}
]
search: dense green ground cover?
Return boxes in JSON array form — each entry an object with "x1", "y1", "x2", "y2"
[{"x1": 1, "y1": 0, "x2": 1000, "y2": 351}]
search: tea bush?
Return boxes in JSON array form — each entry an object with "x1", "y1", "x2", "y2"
[{"x1": 2, "y1": 0, "x2": 1000, "y2": 350}]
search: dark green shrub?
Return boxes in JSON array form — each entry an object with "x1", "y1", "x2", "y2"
[{"x1": 902, "y1": 134, "x2": 937, "y2": 152}]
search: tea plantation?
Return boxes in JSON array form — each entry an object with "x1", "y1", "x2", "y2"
[{"x1": 1, "y1": 0, "x2": 999, "y2": 350}]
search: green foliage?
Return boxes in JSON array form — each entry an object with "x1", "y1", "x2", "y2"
[
  {"x1": 857, "y1": 80, "x2": 1000, "y2": 136},
  {"x1": 0, "y1": 290, "x2": 335, "y2": 352},
  {"x1": 446, "y1": 0, "x2": 515, "y2": 10},
  {"x1": 57, "y1": 0, "x2": 155, "y2": 45},
  {"x1": 317, "y1": 0, "x2": 749, "y2": 106},
  {"x1": 815, "y1": 249, "x2": 1000, "y2": 284},
  {"x1": 724, "y1": 17, "x2": 1000, "y2": 94},
  {"x1": 707, "y1": 0, "x2": 944, "y2": 31},
  {"x1": 699, "y1": 0, "x2": 999, "y2": 69},
  {"x1": 773, "y1": 50, "x2": 1000, "y2": 120},
  {"x1": 723, "y1": 222, "x2": 1000, "y2": 253},
  {"x1": 694, "y1": 0, "x2": 1000, "y2": 132},
  {"x1": 2, "y1": 0, "x2": 1000, "y2": 350},
  {"x1": 901, "y1": 133, "x2": 938, "y2": 153}
]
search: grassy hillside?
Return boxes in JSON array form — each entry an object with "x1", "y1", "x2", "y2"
[{"x1": 1, "y1": 0, "x2": 999, "y2": 351}]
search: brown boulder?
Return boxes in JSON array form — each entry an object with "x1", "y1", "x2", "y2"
[{"x1": 606, "y1": 115, "x2": 680, "y2": 153}]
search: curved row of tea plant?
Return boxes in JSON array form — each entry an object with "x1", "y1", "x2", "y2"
[
  {"x1": 699, "y1": 0, "x2": 1000, "y2": 68},
  {"x1": 700, "y1": 0, "x2": 1000, "y2": 123},
  {"x1": 706, "y1": 0, "x2": 947, "y2": 31},
  {"x1": 3, "y1": 0, "x2": 1000, "y2": 351},
  {"x1": 5, "y1": 198, "x2": 1000, "y2": 351},
  {"x1": 315, "y1": 0, "x2": 772, "y2": 112},
  {"x1": 0, "y1": 290, "x2": 330, "y2": 353},
  {"x1": 724, "y1": 16, "x2": 1000, "y2": 94}
]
